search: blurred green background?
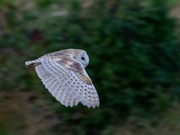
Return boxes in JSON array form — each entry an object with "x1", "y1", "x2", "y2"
[{"x1": 0, "y1": 0, "x2": 180, "y2": 135}]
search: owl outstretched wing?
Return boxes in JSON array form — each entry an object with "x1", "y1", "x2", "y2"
[{"x1": 34, "y1": 56, "x2": 99, "y2": 108}]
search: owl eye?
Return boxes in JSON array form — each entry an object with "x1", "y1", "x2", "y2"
[{"x1": 81, "y1": 57, "x2": 85, "y2": 61}]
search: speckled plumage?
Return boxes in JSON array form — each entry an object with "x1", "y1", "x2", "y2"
[{"x1": 25, "y1": 49, "x2": 100, "y2": 108}]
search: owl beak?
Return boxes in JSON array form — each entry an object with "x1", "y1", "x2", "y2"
[{"x1": 84, "y1": 63, "x2": 88, "y2": 68}]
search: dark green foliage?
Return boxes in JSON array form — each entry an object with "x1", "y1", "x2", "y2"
[{"x1": 0, "y1": 0, "x2": 180, "y2": 134}]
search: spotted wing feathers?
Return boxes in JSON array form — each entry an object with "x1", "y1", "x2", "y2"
[{"x1": 35, "y1": 58, "x2": 99, "y2": 108}]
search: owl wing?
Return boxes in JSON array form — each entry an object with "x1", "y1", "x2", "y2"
[{"x1": 35, "y1": 57, "x2": 100, "y2": 108}]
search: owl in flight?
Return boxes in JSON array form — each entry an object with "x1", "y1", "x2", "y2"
[{"x1": 25, "y1": 49, "x2": 100, "y2": 108}]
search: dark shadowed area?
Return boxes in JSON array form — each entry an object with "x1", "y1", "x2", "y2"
[{"x1": 0, "y1": 0, "x2": 180, "y2": 135}]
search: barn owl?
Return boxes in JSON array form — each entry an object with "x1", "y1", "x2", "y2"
[{"x1": 25, "y1": 49, "x2": 100, "y2": 108}]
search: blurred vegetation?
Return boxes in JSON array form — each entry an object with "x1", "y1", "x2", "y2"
[{"x1": 0, "y1": 0, "x2": 180, "y2": 134}]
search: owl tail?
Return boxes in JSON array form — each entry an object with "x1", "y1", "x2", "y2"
[{"x1": 25, "y1": 59, "x2": 40, "y2": 68}]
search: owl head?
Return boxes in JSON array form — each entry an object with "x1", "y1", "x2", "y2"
[{"x1": 68, "y1": 49, "x2": 90, "y2": 68}]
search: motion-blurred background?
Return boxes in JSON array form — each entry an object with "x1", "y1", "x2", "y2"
[{"x1": 0, "y1": 0, "x2": 180, "y2": 135}]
